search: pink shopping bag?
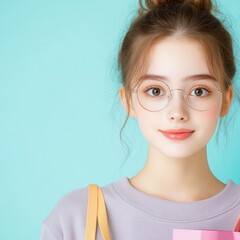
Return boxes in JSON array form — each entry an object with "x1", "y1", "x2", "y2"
[
  {"x1": 173, "y1": 215, "x2": 240, "y2": 240},
  {"x1": 173, "y1": 229, "x2": 240, "y2": 240}
]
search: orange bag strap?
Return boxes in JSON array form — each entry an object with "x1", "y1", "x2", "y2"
[{"x1": 85, "y1": 184, "x2": 111, "y2": 240}]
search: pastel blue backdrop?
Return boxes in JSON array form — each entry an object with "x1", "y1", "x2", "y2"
[{"x1": 0, "y1": 0, "x2": 239, "y2": 239}]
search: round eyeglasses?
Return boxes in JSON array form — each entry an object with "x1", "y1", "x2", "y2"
[{"x1": 132, "y1": 79, "x2": 223, "y2": 112}]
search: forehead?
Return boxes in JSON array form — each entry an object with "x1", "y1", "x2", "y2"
[{"x1": 146, "y1": 37, "x2": 210, "y2": 82}]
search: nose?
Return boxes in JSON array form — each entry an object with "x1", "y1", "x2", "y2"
[{"x1": 167, "y1": 89, "x2": 189, "y2": 122}]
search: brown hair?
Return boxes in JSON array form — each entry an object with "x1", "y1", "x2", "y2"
[{"x1": 118, "y1": 0, "x2": 236, "y2": 138}]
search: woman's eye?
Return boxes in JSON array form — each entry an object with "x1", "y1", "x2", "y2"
[
  {"x1": 191, "y1": 87, "x2": 209, "y2": 97},
  {"x1": 146, "y1": 87, "x2": 164, "y2": 96}
]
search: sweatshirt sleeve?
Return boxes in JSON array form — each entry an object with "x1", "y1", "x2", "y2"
[{"x1": 40, "y1": 223, "x2": 59, "y2": 240}]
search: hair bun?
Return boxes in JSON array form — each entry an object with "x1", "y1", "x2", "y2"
[{"x1": 139, "y1": 0, "x2": 213, "y2": 13}]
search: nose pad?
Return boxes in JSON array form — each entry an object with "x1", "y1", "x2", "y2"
[
  {"x1": 168, "y1": 89, "x2": 187, "y2": 106},
  {"x1": 167, "y1": 89, "x2": 189, "y2": 121}
]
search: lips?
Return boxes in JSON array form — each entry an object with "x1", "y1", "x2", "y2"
[{"x1": 159, "y1": 129, "x2": 195, "y2": 141}]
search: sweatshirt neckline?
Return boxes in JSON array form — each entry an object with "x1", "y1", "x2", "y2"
[{"x1": 111, "y1": 177, "x2": 238, "y2": 222}]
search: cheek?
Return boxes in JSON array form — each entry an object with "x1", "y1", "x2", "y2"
[
  {"x1": 134, "y1": 105, "x2": 157, "y2": 136},
  {"x1": 196, "y1": 106, "x2": 221, "y2": 135},
  {"x1": 137, "y1": 110, "x2": 154, "y2": 128},
  {"x1": 201, "y1": 109, "x2": 219, "y2": 120},
  {"x1": 200, "y1": 104, "x2": 221, "y2": 122},
  {"x1": 132, "y1": 97, "x2": 153, "y2": 124}
]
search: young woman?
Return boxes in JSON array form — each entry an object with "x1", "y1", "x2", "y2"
[{"x1": 41, "y1": 0, "x2": 240, "y2": 239}]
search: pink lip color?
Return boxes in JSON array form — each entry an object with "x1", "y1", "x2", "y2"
[{"x1": 160, "y1": 129, "x2": 194, "y2": 141}]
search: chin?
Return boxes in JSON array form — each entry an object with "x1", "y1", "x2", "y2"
[{"x1": 155, "y1": 144, "x2": 204, "y2": 159}]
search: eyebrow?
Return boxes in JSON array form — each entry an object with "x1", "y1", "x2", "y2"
[{"x1": 140, "y1": 74, "x2": 217, "y2": 82}]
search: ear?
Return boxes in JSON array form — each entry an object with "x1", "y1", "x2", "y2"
[
  {"x1": 119, "y1": 87, "x2": 136, "y2": 117},
  {"x1": 220, "y1": 86, "x2": 233, "y2": 117}
]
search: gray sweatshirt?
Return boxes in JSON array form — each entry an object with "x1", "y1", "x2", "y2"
[{"x1": 41, "y1": 177, "x2": 240, "y2": 240}]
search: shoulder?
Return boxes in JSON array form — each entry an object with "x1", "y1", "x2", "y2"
[
  {"x1": 41, "y1": 179, "x2": 121, "y2": 239},
  {"x1": 229, "y1": 179, "x2": 240, "y2": 197},
  {"x1": 222, "y1": 179, "x2": 240, "y2": 209},
  {"x1": 43, "y1": 180, "x2": 120, "y2": 228},
  {"x1": 56, "y1": 186, "x2": 89, "y2": 214},
  {"x1": 41, "y1": 186, "x2": 89, "y2": 239},
  {"x1": 43, "y1": 186, "x2": 89, "y2": 223}
]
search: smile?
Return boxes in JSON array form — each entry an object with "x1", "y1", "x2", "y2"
[{"x1": 159, "y1": 129, "x2": 195, "y2": 141}]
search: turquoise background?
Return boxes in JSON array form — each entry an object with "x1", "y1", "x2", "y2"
[{"x1": 0, "y1": 0, "x2": 239, "y2": 239}]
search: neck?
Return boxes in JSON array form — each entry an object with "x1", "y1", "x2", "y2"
[{"x1": 129, "y1": 145, "x2": 225, "y2": 202}]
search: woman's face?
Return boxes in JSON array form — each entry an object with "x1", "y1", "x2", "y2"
[{"x1": 121, "y1": 37, "x2": 232, "y2": 159}]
